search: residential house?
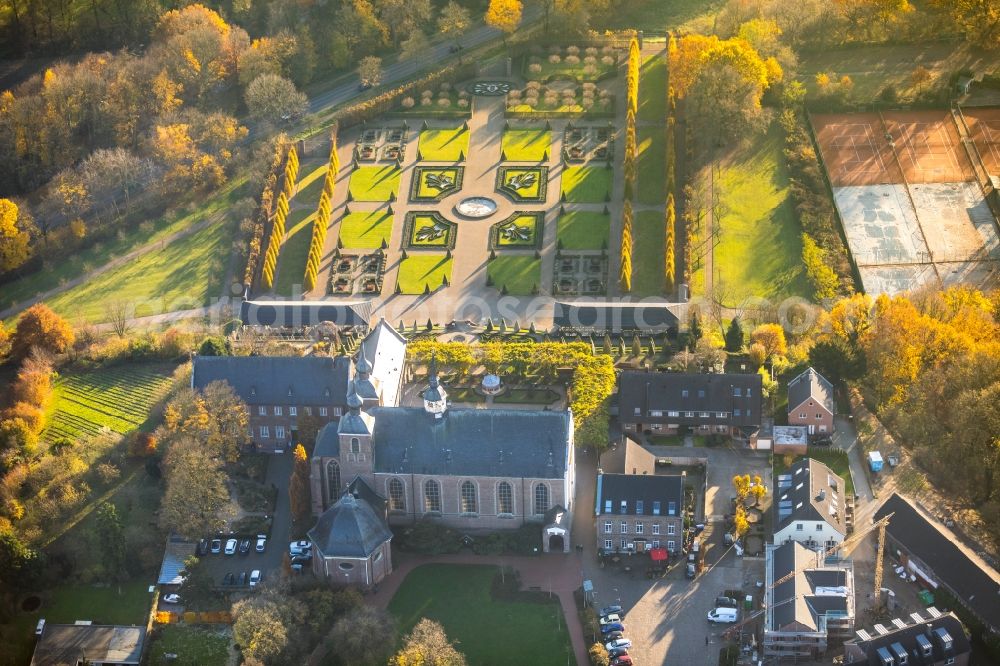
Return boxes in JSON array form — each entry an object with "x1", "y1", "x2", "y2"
[
  {"x1": 594, "y1": 473, "x2": 685, "y2": 556},
  {"x1": 191, "y1": 319, "x2": 406, "y2": 452},
  {"x1": 787, "y1": 367, "x2": 835, "y2": 435},
  {"x1": 842, "y1": 609, "x2": 970, "y2": 666},
  {"x1": 617, "y1": 371, "x2": 762, "y2": 440},
  {"x1": 875, "y1": 493, "x2": 1000, "y2": 633},
  {"x1": 31, "y1": 624, "x2": 146, "y2": 666},
  {"x1": 309, "y1": 357, "x2": 576, "y2": 555},
  {"x1": 773, "y1": 458, "x2": 848, "y2": 548},
  {"x1": 764, "y1": 541, "x2": 855, "y2": 660},
  {"x1": 772, "y1": 426, "x2": 809, "y2": 455}
]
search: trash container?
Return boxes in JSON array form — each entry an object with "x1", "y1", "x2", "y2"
[{"x1": 744, "y1": 595, "x2": 753, "y2": 610}]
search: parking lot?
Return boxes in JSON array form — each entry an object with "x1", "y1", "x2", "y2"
[{"x1": 577, "y1": 442, "x2": 772, "y2": 664}]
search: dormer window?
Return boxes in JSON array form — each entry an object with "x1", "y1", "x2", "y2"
[
  {"x1": 287, "y1": 387, "x2": 293, "y2": 397},
  {"x1": 697, "y1": 389, "x2": 705, "y2": 398},
  {"x1": 636, "y1": 500, "x2": 644, "y2": 515},
  {"x1": 733, "y1": 388, "x2": 742, "y2": 397},
  {"x1": 620, "y1": 500, "x2": 627, "y2": 514},
  {"x1": 652, "y1": 501, "x2": 661, "y2": 515},
  {"x1": 604, "y1": 500, "x2": 612, "y2": 513},
  {"x1": 324, "y1": 387, "x2": 331, "y2": 398},
  {"x1": 249, "y1": 386, "x2": 257, "y2": 397},
  {"x1": 681, "y1": 390, "x2": 689, "y2": 398}
]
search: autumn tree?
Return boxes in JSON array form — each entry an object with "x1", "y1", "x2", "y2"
[
  {"x1": 357, "y1": 56, "x2": 384, "y2": 87},
  {"x1": 232, "y1": 594, "x2": 298, "y2": 664},
  {"x1": 909, "y1": 65, "x2": 933, "y2": 94},
  {"x1": 289, "y1": 444, "x2": 311, "y2": 524},
  {"x1": 391, "y1": 618, "x2": 467, "y2": 666},
  {"x1": 438, "y1": 1, "x2": 473, "y2": 48},
  {"x1": 10, "y1": 303, "x2": 74, "y2": 361},
  {"x1": 802, "y1": 233, "x2": 839, "y2": 299},
  {"x1": 162, "y1": 382, "x2": 249, "y2": 463},
  {"x1": 330, "y1": 606, "x2": 397, "y2": 664},
  {"x1": 485, "y1": 0, "x2": 523, "y2": 43},
  {"x1": 0, "y1": 528, "x2": 44, "y2": 594},
  {"x1": 665, "y1": 193, "x2": 676, "y2": 292},
  {"x1": 245, "y1": 74, "x2": 308, "y2": 124},
  {"x1": 930, "y1": 0, "x2": 1000, "y2": 49},
  {"x1": 159, "y1": 437, "x2": 232, "y2": 539},
  {"x1": 833, "y1": 0, "x2": 912, "y2": 42},
  {"x1": 749, "y1": 323, "x2": 787, "y2": 361},
  {"x1": 0, "y1": 198, "x2": 33, "y2": 272}
]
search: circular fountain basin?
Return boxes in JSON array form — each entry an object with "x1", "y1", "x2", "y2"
[{"x1": 455, "y1": 196, "x2": 497, "y2": 219}]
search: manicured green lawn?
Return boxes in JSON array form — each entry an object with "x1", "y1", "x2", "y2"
[
  {"x1": 43, "y1": 362, "x2": 177, "y2": 444},
  {"x1": 406, "y1": 213, "x2": 456, "y2": 248},
  {"x1": 526, "y1": 57, "x2": 618, "y2": 82},
  {"x1": 557, "y1": 211, "x2": 610, "y2": 250},
  {"x1": 45, "y1": 581, "x2": 154, "y2": 625},
  {"x1": 498, "y1": 166, "x2": 546, "y2": 202},
  {"x1": 348, "y1": 165, "x2": 401, "y2": 201},
  {"x1": 413, "y1": 166, "x2": 463, "y2": 200},
  {"x1": 561, "y1": 166, "x2": 612, "y2": 203},
  {"x1": 638, "y1": 127, "x2": 667, "y2": 205},
  {"x1": 339, "y1": 211, "x2": 393, "y2": 249},
  {"x1": 419, "y1": 127, "x2": 470, "y2": 161},
  {"x1": 494, "y1": 214, "x2": 542, "y2": 248},
  {"x1": 595, "y1": 0, "x2": 723, "y2": 31},
  {"x1": 272, "y1": 209, "x2": 315, "y2": 296},
  {"x1": 0, "y1": 177, "x2": 247, "y2": 318},
  {"x1": 502, "y1": 129, "x2": 551, "y2": 161},
  {"x1": 632, "y1": 210, "x2": 667, "y2": 296},
  {"x1": 639, "y1": 54, "x2": 668, "y2": 122},
  {"x1": 488, "y1": 256, "x2": 541, "y2": 295},
  {"x1": 396, "y1": 255, "x2": 453, "y2": 294},
  {"x1": 388, "y1": 564, "x2": 572, "y2": 666},
  {"x1": 494, "y1": 388, "x2": 560, "y2": 404},
  {"x1": 693, "y1": 125, "x2": 809, "y2": 305},
  {"x1": 43, "y1": 211, "x2": 233, "y2": 324},
  {"x1": 293, "y1": 157, "x2": 329, "y2": 204},
  {"x1": 148, "y1": 625, "x2": 230, "y2": 666},
  {"x1": 773, "y1": 449, "x2": 855, "y2": 496}
]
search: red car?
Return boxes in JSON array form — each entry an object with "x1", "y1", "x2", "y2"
[{"x1": 611, "y1": 656, "x2": 633, "y2": 666}]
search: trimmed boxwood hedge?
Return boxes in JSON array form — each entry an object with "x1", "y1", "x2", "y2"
[
  {"x1": 409, "y1": 166, "x2": 465, "y2": 202},
  {"x1": 402, "y1": 211, "x2": 458, "y2": 250},
  {"x1": 496, "y1": 165, "x2": 548, "y2": 202}
]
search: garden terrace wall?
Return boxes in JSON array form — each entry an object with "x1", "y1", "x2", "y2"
[{"x1": 505, "y1": 109, "x2": 615, "y2": 120}]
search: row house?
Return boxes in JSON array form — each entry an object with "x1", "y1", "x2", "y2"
[{"x1": 594, "y1": 473, "x2": 684, "y2": 556}]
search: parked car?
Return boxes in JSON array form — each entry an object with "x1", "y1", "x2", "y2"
[
  {"x1": 224, "y1": 538, "x2": 238, "y2": 555},
  {"x1": 210, "y1": 538, "x2": 222, "y2": 554},
  {"x1": 715, "y1": 596, "x2": 738, "y2": 609},
  {"x1": 611, "y1": 656, "x2": 633, "y2": 666},
  {"x1": 289, "y1": 540, "x2": 311, "y2": 556},
  {"x1": 238, "y1": 571, "x2": 247, "y2": 585},
  {"x1": 599, "y1": 605, "x2": 624, "y2": 618},
  {"x1": 812, "y1": 435, "x2": 833, "y2": 446},
  {"x1": 600, "y1": 613, "x2": 622, "y2": 625},
  {"x1": 686, "y1": 562, "x2": 697, "y2": 578},
  {"x1": 290, "y1": 555, "x2": 312, "y2": 567},
  {"x1": 223, "y1": 572, "x2": 235, "y2": 585},
  {"x1": 601, "y1": 623, "x2": 625, "y2": 635},
  {"x1": 605, "y1": 638, "x2": 632, "y2": 651},
  {"x1": 249, "y1": 570, "x2": 261, "y2": 588},
  {"x1": 707, "y1": 608, "x2": 738, "y2": 623},
  {"x1": 196, "y1": 539, "x2": 209, "y2": 556},
  {"x1": 162, "y1": 594, "x2": 181, "y2": 604},
  {"x1": 35, "y1": 619, "x2": 46, "y2": 636},
  {"x1": 607, "y1": 647, "x2": 629, "y2": 659},
  {"x1": 238, "y1": 537, "x2": 251, "y2": 555},
  {"x1": 291, "y1": 562, "x2": 305, "y2": 573},
  {"x1": 604, "y1": 630, "x2": 625, "y2": 642},
  {"x1": 255, "y1": 535, "x2": 267, "y2": 553}
]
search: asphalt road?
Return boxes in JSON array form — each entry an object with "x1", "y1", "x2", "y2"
[{"x1": 306, "y1": 8, "x2": 543, "y2": 115}]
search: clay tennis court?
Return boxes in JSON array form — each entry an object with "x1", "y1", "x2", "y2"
[
  {"x1": 881, "y1": 110, "x2": 975, "y2": 184},
  {"x1": 811, "y1": 113, "x2": 902, "y2": 186},
  {"x1": 961, "y1": 107, "x2": 1000, "y2": 178}
]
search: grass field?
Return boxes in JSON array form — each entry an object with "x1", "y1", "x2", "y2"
[
  {"x1": 594, "y1": 0, "x2": 723, "y2": 31},
  {"x1": 397, "y1": 255, "x2": 453, "y2": 294},
  {"x1": 633, "y1": 210, "x2": 667, "y2": 296},
  {"x1": 488, "y1": 256, "x2": 540, "y2": 295},
  {"x1": 638, "y1": 128, "x2": 667, "y2": 205},
  {"x1": 388, "y1": 564, "x2": 572, "y2": 666},
  {"x1": 272, "y1": 209, "x2": 315, "y2": 296},
  {"x1": 339, "y1": 211, "x2": 393, "y2": 249},
  {"x1": 348, "y1": 165, "x2": 402, "y2": 201},
  {"x1": 43, "y1": 363, "x2": 177, "y2": 443},
  {"x1": 43, "y1": 211, "x2": 233, "y2": 324},
  {"x1": 773, "y1": 448, "x2": 855, "y2": 496},
  {"x1": 557, "y1": 211, "x2": 610, "y2": 250},
  {"x1": 495, "y1": 215, "x2": 541, "y2": 248},
  {"x1": 527, "y1": 57, "x2": 618, "y2": 83},
  {"x1": 639, "y1": 54, "x2": 668, "y2": 122},
  {"x1": 419, "y1": 127, "x2": 470, "y2": 161},
  {"x1": 693, "y1": 125, "x2": 809, "y2": 304},
  {"x1": 45, "y1": 581, "x2": 153, "y2": 625},
  {"x1": 502, "y1": 129, "x2": 551, "y2": 161},
  {"x1": 148, "y1": 626, "x2": 230, "y2": 666},
  {"x1": 498, "y1": 166, "x2": 546, "y2": 201},
  {"x1": 293, "y1": 157, "x2": 329, "y2": 204},
  {"x1": 0, "y1": 177, "x2": 247, "y2": 319},
  {"x1": 561, "y1": 166, "x2": 612, "y2": 203}
]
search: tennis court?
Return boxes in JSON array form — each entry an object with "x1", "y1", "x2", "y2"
[
  {"x1": 961, "y1": 107, "x2": 1000, "y2": 178},
  {"x1": 811, "y1": 113, "x2": 902, "y2": 186},
  {"x1": 881, "y1": 110, "x2": 975, "y2": 184}
]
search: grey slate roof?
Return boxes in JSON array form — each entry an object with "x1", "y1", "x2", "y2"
[
  {"x1": 769, "y1": 541, "x2": 851, "y2": 632},
  {"x1": 843, "y1": 611, "x2": 970, "y2": 665},
  {"x1": 314, "y1": 422, "x2": 340, "y2": 458},
  {"x1": 595, "y1": 474, "x2": 684, "y2": 517},
  {"x1": 774, "y1": 458, "x2": 847, "y2": 536},
  {"x1": 240, "y1": 299, "x2": 372, "y2": 328},
  {"x1": 787, "y1": 367, "x2": 834, "y2": 414},
  {"x1": 307, "y1": 491, "x2": 393, "y2": 558},
  {"x1": 553, "y1": 301, "x2": 681, "y2": 333},
  {"x1": 370, "y1": 407, "x2": 572, "y2": 479},
  {"x1": 875, "y1": 493, "x2": 1000, "y2": 631},
  {"x1": 32, "y1": 625, "x2": 146, "y2": 666},
  {"x1": 192, "y1": 355, "x2": 351, "y2": 406},
  {"x1": 157, "y1": 536, "x2": 196, "y2": 585},
  {"x1": 618, "y1": 371, "x2": 762, "y2": 428}
]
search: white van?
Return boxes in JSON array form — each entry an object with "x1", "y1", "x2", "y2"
[{"x1": 707, "y1": 607, "x2": 738, "y2": 623}]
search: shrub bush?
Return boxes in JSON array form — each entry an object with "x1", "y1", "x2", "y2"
[
  {"x1": 529, "y1": 63, "x2": 542, "y2": 74},
  {"x1": 420, "y1": 97, "x2": 432, "y2": 106},
  {"x1": 549, "y1": 54, "x2": 562, "y2": 64},
  {"x1": 565, "y1": 55, "x2": 580, "y2": 65},
  {"x1": 601, "y1": 55, "x2": 614, "y2": 66},
  {"x1": 567, "y1": 46, "x2": 580, "y2": 55},
  {"x1": 585, "y1": 47, "x2": 598, "y2": 56},
  {"x1": 401, "y1": 96, "x2": 415, "y2": 108}
]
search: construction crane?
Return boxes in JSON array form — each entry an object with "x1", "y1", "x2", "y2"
[{"x1": 722, "y1": 513, "x2": 893, "y2": 639}]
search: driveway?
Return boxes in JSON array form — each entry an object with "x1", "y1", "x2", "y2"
[{"x1": 578, "y1": 441, "x2": 771, "y2": 664}]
